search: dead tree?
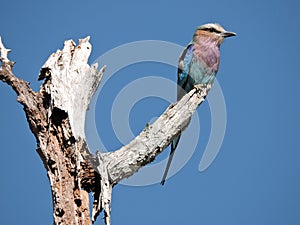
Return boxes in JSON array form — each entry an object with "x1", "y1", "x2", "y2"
[{"x1": 0, "y1": 36, "x2": 211, "y2": 225}]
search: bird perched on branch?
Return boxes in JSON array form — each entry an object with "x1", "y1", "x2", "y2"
[{"x1": 161, "y1": 23, "x2": 236, "y2": 185}]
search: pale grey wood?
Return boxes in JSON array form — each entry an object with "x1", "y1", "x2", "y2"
[
  {"x1": 102, "y1": 84, "x2": 211, "y2": 184},
  {"x1": 1, "y1": 36, "x2": 211, "y2": 225},
  {"x1": 40, "y1": 36, "x2": 106, "y2": 139}
]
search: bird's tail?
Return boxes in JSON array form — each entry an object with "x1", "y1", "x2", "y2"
[{"x1": 161, "y1": 135, "x2": 181, "y2": 185}]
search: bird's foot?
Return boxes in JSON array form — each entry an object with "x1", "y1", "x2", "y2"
[
  {"x1": 194, "y1": 83, "x2": 211, "y2": 91},
  {"x1": 193, "y1": 84, "x2": 212, "y2": 99}
]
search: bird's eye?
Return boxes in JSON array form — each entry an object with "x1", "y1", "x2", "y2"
[
  {"x1": 201, "y1": 27, "x2": 222, "y2": 34},
  {"x1": 203, "y1": 27, "x2": 219, "y2": 33}
]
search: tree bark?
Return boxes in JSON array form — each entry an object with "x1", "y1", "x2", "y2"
[{"x1": 0, "y1": 36, "x2": 210, "y2": 225}]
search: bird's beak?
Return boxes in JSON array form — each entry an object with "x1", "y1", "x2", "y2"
[{"x1": 222, "y1": 31, "x2": 236, "y2": 38}]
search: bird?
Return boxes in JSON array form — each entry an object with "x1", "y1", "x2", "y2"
[{"x1": 161, "y1": 23, "x2": 236, "y2": 185}]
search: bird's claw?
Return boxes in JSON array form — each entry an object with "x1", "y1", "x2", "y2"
[{"x1": 194, "y1": 84, "x2": 209, "y2": 91}]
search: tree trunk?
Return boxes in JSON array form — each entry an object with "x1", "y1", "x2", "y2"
[{"x1": 0, "y1": 36, "x2": 210, "y2": 225}]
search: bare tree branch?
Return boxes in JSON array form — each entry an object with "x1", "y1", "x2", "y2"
[
  {"x1": 103, "y1": 84, "x2": 210, "y2": 184},
  {"x1": 0, "y1": 35, "x2": 209, "y2": 225}
]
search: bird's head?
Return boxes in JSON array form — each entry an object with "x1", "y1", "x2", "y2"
[{"x1": 193, "y1": 23, "x2": 236, "y2": 46}]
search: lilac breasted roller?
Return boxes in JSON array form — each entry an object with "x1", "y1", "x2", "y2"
[{"x1": 161, "y1": 23, "x2": 236, "y2": 185}]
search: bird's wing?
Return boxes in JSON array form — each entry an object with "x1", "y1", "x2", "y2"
[
  {"x1": 177, "y1": 43, "x2": 194, "y2": 100},
  {"x1": 161, "y1": 44, "x2": 194, "y2": 185}
]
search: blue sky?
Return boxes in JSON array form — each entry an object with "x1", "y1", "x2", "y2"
[{"x1": 1, "y1": 0, "x2": 300, "y2": 224}]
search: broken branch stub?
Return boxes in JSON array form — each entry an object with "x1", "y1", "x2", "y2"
[{"x1": 39, "y1": 36, "x2": 106, "y2": 139}]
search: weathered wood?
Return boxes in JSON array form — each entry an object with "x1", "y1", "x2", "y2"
[
  {"x1": 1, "y1": 36, "x2": 103, "y2": 225},
  {"x1": 0, "y1": 36, "x2": 210, "y2": 225},
  {"x1": 102, "y1": 84, "x2": 210, "y2": 185}
]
